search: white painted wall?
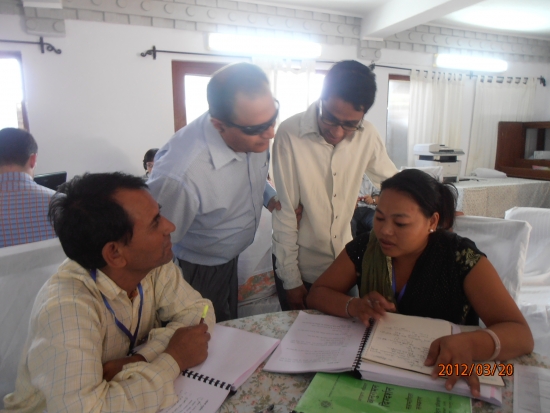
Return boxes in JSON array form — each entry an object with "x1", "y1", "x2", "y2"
[{"x1": 1, "y1": 13, "x2": 549, "y2": 178}]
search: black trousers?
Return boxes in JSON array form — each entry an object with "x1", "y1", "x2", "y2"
[
  {"x1": 272, "y1": 254, "x2": 312, "y2": 311},
  {"x1": 351, "y1": 207, "x2": 375, "y2": 238},
  {"x1": 178, "y1": 257, "x2": 239, "y2": 322}
]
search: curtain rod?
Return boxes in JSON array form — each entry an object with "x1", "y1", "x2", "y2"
[
  {"x1": 0, "y1": 37, "x2": 61, "y2": 54},
  {"x1": 369, "y1": 63, "x2": 546, "y2": 87},
  {"x1": 140, "y1": 46, "x2": 252, "y2": 60}
]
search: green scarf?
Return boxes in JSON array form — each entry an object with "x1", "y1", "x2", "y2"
[{"x1": 360, "y1": 231, "x2": 396, "y2": 306}]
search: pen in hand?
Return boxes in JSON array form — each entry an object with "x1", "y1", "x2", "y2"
[{"x1": 199, "y1": 304, "x2": 209, "y2": 325}]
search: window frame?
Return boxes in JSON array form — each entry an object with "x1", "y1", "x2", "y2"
[{"x1": 171, "y1": 61, "x2": 226, "y2": 131}]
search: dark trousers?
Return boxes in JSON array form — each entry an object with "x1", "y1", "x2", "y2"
[
  {"x1": 178, "y1": 257, "x2": 239, "y2": 322},
  {"x1": 272, "y1": 254, "x2": 312, "y2": 311},
  {"x1": 351, "y1": 207, "x2": 375, "y2": 238}
]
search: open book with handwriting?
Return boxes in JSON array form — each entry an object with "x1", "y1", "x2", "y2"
[
  {"x1": 161, "y1": 324, "x2": 280, "y2": 413},
  {"x1": 263, "y1": 311, "x2": 503, "y2": 406}
]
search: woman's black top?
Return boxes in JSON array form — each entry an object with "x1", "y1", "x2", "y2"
[{"x1": 345, "y1": 231, "x2": 485, "y2": 325}]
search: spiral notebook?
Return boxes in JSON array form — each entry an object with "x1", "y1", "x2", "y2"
[
  {"x1": 263, "y1": 311, "x2": 503, "y2": 406},
  {"x1": 263, "y1": 311, "x2": 368, "y2": 374},
  {"x1": 161, "y1": 324, "x2": 280, "y2": 413}
]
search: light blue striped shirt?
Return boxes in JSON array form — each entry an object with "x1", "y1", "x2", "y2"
[{"x1": 148, "y1": 112, "x2": 276, "y2": 266}]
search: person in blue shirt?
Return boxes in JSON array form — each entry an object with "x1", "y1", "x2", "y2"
[
  {"x1": 148, "y1": 63, "x2": 280, "y2": 321},
  {"x1": 0, "y1": 128, "x2": 56, "y2": 248}
]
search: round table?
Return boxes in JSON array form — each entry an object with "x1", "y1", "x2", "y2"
[{"x1": 218, "y1": 310, "x2": 549, "y2": 413}]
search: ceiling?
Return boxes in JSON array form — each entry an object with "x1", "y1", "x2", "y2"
[{"x1": 250, "y1": 0, "x2": 550, "y2": 40}]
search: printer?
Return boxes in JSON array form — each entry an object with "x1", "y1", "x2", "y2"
[{"x1": 413, "y1": 143, "x2": 465, "y2": 183}]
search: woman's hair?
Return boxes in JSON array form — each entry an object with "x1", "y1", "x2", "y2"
[
  {"x1": 143, "y1": 148, "x2": 158, "y2": 170},
  {"x1": 380, "y1": 169, "x2": 458, "y2": 230}
]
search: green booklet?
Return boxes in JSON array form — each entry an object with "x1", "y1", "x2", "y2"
[{"x1": 294, "y1": 372, "x2": 472, "y2": 413}]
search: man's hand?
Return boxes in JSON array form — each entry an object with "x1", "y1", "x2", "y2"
[
  {"x1": 164, "y1": 324, "x2": 210, "y2": 372},
  {"x1": 286, "y1": 285, "x2": 308, "y2": 310},
  {"x1": 267, "y1": 196, "x2": 281, "y2": 213},
  {"x1": 103, "y1": 354, "x2": 146, "y2": 382}
]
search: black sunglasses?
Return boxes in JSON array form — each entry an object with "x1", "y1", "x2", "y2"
[
  {"x1": 223, "y1": 100, "x2": 279, "y2": 136},
  {"x1": 319, "y1": 101, "x2": 364, "y2": 132}
]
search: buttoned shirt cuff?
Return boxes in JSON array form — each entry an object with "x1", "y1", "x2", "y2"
[
  {"x1": 263, "y1": 183, "x2": 277, "y2": 208},
  {"x1": 276, "y1": 266, "x2": 303, "y2": 290}
]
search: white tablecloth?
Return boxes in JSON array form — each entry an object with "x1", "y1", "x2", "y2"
[{"x1": 455, "y1": 178, "x2": 550, "y2": 218}]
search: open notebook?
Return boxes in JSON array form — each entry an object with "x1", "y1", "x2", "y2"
[
  {"x1": 264, "y1": 311, "x2": 503, "y2": 406},
  {"x1": 161, "y1": 324, "x2": 280, "y2": 413}
]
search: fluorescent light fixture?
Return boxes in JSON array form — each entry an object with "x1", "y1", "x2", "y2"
[
  {"x1": 435, "y1": 54, "x2": 508, "y2": 73},
  {"x1": 208, "y1": 33, "x2": 322, "y2": 59}
]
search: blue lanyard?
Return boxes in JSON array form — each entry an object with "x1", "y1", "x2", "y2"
[
  {"x1": 391, "y1": 264, "x2": 407, "y2": 304},
  {"x1": 90, "y1": 269, "x2": 144, "y2": 354}
]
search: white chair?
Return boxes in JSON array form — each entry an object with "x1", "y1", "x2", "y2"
[
  {"x1": 0, "y1": 238, "x2": 66, "y2": 404},
  {"x1": 504, "y1": 207, "x2": 550, "y2": 286},
  {"x1": 504, "y1": 207, "x2": 550, "y2": 358},
  {"x1": 453, "y1": 215, "x2": 531, "y2": 303},
  {"x1": 237, "y1": 208, "x2": 280, "y2": 318}
]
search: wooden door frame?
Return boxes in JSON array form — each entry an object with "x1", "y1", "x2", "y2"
[{"x1": 172, "y1": 61, "x2": 226, "y2": 131}]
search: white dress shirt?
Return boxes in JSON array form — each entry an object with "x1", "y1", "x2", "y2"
[
  {"x1": 272, "y1": 101, "x2": 398, "y2": 289},
  {"x1": 3, "y1": 260, "x2": 214, "y2": 413}
]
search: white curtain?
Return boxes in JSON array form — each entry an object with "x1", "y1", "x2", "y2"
[
  {"x1": 465, "y1": 76, "x2": 536, "y2": 174},
  {"x1": 407, "y1": 70, "x2": 464, "y2": 166}
]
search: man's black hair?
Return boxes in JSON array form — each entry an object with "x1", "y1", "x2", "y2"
[
  {"x1": 321, "y1": 60, "x2": 377, "y2": 113},
  {"x1": 48, "y1": 172, "x2": 148, "y2": 269},
  {"x1": 207, "y1": 62, "x2": 270, "y2": 122},
  {"x1": 0, "y1": 128, "x2": 38, "y2": 167}
]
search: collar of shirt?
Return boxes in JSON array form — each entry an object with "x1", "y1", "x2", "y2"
[
  {"x1": 92, "y1": 267, "x2": 150, "y2": 302},
  {"x1": 204, "y1": 114, "x2": 246, "y2": 170},
  {"x1": 0, "y1": 171, "x2": 33, "y2": 184}
]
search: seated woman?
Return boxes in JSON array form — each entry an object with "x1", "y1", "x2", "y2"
[{"x1": 307, "y1": 169, "x2": 533, "y2": 396}]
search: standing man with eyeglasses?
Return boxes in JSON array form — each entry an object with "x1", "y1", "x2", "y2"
[
  {"x1": 148, "y1": 63, "x2": 280, "y2": 322},
  {"x1": 272, "y1": 60, "x2": 398, "y2": 310}
]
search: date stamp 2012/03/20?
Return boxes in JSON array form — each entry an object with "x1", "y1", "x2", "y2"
[{"x1": 438, "y1": 363, "x2": 514, "y2": 377}]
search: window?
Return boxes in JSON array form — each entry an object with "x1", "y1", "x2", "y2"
[
  {"x1": 172, "y1": 61, "x2": 325, "y2": 131},
  {"x1": 386, "y1": 75, "x2": 410, "y2": 169},
  {"x1": 0, "y1": 52, "x2": 28, "y2": 130}
]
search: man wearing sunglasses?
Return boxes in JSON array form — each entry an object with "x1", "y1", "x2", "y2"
[
  {"x1": 272, "y1": 60, "x2": 398, "y2": 310},
  {"x1": 148, "y1": 63, "x2": 279, "y2": 322}
]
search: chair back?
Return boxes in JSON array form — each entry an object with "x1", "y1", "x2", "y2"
[
  {"x1": 505, "y1": 207, "x2": 550, "y2": 286},
  {"x1": 0, "y1": 238, "x2": 66, "y2": 403},
  {"x1": 453, "y1": 215, "x2": 531, "y2": 302}
]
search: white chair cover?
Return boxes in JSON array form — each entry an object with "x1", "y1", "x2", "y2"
[
  {"x1": 237, "y1": 208, "x2": 280, "y2": 317},
  {"x1": 453, "y1": 215, "x2": 531, "y2": 303},
  {"x1": 504, "y1": 207, "x2": 550, "y2": 358},
  {"x1": 504, "y1": 207, "x2": 550, "y2": 286},
  {"x1": 0, "y1": 238, "x2": 66, "y2": 404}
]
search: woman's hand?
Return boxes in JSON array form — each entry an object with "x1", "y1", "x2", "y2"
[
  {"x1": 348, "y1": 291, "x2": 396, "y2": 327},
  {"x1": 424, "y1": 333, "x2": 481, "y2": 398}
]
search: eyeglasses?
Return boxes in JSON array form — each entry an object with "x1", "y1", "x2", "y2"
[
  {"x1": 223, "y1": 100, "x2": 279, "y2": 136},
  {"x1": 318, "y1": 101, "x2": 364, "y2": 132},
  {"x1": 146, "y1": 162, "x2": 154, "y2": 169}
]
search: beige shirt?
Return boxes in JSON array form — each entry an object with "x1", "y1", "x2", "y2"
[
  {"x1": 3, "y1": 260, "x2": 214, "y2": 413},
  {"x1": 272, "y1": 102, "x2": 398, "y2": 289}
]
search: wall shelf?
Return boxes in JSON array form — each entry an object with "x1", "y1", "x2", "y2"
[{"x1": 496, "y1": 121, "x2": 550, "y2": 181}]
